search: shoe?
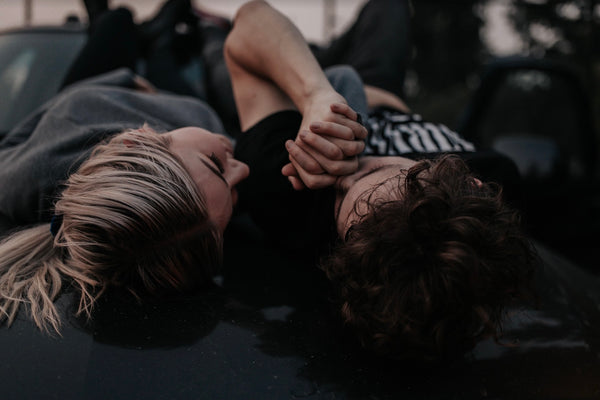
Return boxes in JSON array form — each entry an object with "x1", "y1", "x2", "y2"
[
  {"x1": 138, "y1": 0, "x2": 193, "y2": 43},
  {"x1": 193, "y1": 6, "x2": 232, "y2": 32},
  {"x1": 83, "y1": 0, "x2": 109, "y2": 23}
]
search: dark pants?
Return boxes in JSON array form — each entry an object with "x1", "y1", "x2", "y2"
[
  {"x1": 61, "y1": 0, "x2": 412, "y2": 133},
  {"x1": 60, "y1": 7, "x2": 203, "y2": 98},
  {"x1": 61, "y1": 8, "x2": 139, "y2": 88},
  {"x1": 311, "y1": 0, "x2": 412, "y2": 98}
]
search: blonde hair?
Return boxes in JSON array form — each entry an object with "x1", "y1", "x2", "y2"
[{"x1": 0, "y1": 128, "x2": 221, "y2": 334}]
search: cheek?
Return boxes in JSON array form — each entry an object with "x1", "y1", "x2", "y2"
[
  {"x1": 216, "y1": 207, "x2": 233, "y2": 231},
  {"x1": 205, "y1": 191, "x2": 233, "y2": 233}
]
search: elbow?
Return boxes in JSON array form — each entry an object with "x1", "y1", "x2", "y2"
[
  {"x1": 226, "y1": 0, "x2": 272, "y2": 65},
  {"x1": 233, "y1": 0, "x2": 269, "y2": 23},
  {"x1": 226, "y1": 0, "x2": 264, "y2": 60},
  {"x1": 223, "y1": 27, "x2": 241, "y2": 68}
]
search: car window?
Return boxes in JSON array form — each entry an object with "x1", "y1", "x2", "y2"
[{"x1": 0, "y1": 30, "x2": 85, "y2": 136}]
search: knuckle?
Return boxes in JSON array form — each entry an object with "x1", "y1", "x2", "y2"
[
  {"x1": 304, "y1": 134, "x2": 315, "y2": 144},
  {"x1": 305, "y1": 177, "x2": 319, "y2": 189},
  {"x1": 356, "y1": 141, "x2": 366, "y2": 153},
  {"x1": 342, "y1": 142, "x2": 361, "y2": 157},
  {"x1": 353, "y1": 125, "x2": 366, "y2": 139},
  {"x1": 327, "y1": 163, "x2": 345, "y2": 176},
  {"x1": 288, "y1": 144, "x2": 301, "y2": 158},
  {"x1": 338, "y1": 103, "x2": 350, "y2": 114},
  {"x1": 327, "y1": 146, "x2": 344, "y2": 160},
  {"x1": 343, "y1": 126, "x2": 354, "y2": 140},
  {"x1": 304, "y1": 162, "x2": 322, "y2": 174}
]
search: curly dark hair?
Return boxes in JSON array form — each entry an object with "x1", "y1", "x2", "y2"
[{"x1": 321, "y1": 155, "x2": 538, "y2": 361}]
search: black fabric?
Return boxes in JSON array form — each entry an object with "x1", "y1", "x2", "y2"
[
  {"x1": 363, "y1": 106, "x2": 522, "y2": 206},
  {"x1": 363, "y1": 106, "x2": 476, "y2": 155},
  {"x1": 234, "y1": 110, "x2": 337, "y2": 257},
  {"x1": 311, "y1": 0, "x2": 411, "y2": 98},
  {"x1": 61, "y1": 8, "x2": 140, "y2": 89},
  {"x1": 62, "y1": 6, "x2": 204, "y2": 99}
]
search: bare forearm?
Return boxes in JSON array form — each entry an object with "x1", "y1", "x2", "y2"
[
  {"x1": 364, "y1": 85, "x2": 411, "y2": 113},
  {"x1": 225, "y1": 1, "x2": 366, "y2": 190},
  {"x1": 225, "y1": 0, "x2": 337, "y2": 112}
]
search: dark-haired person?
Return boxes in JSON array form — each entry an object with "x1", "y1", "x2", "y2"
[{"x1": 226, "y1": 0, "x2": 538, "y2": 361}]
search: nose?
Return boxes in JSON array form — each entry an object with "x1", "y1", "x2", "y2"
[{"x1": 225, "y1": 158, "x2": 250, "y2": 187}]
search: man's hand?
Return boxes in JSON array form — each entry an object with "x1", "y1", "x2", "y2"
[
  {"x1": 282, "y1": 102, "x2": 367, "y2": 190},
  {"x1": 132, "y1": 75, "x2": 157, "y2": 93}
]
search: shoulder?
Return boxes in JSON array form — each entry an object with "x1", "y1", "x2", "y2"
[{"x1": 235, "y1": 110, "x2": 301, "y2": 161}]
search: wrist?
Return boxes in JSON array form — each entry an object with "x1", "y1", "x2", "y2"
[{"x1": 302, "y1": 87, "x2": 345, "y2": 113}]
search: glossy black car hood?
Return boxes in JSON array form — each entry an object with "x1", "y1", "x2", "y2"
[{"x1": 2, "y1": 216, "x2": 600, "y2": 400}]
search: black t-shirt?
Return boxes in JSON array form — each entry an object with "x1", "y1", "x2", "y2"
[
  {"x1": 234, "y1": 110, "x2": 337, "y2": 257},
  {"x1": 363, "y1": 106, "x2": 522, "y2": 206}
]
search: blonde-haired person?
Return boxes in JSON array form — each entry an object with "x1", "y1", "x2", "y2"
[
  {"x1": 0, "y1": 68, "x2": 250, "y2": 333},
  {"x1": 0, "y1": 0, "x2": 365, "y2": 334}
]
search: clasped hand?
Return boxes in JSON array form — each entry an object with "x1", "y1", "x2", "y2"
[{"x1": 282, "y1": 100, "x2": 367, "y2": 190}]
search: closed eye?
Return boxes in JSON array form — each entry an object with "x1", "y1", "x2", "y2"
[{"x1": 209, "y1": 152, "x2": 225, "y2": 173}]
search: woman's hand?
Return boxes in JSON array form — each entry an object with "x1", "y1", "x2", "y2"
[
  {"x1": 282, "y1": 102, "x2": 367, "y2": 190},
  {"x1": 132, "y1": 75, "x2": 157, "y2": 93}
]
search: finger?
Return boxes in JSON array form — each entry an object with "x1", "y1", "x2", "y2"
[
  {"x1": 287, "y1": 175, "x2": 306, "y2": 191},
  {"x1": 289, "y1": 156, "x2": 337, "y2": 189},
  {"x1": 295, "y1": 139, "x2": 360, "y2": 176},
  {"x1": 326, "y1": 109, "x2": 369, "y2": 141},
  {"x1": 281, "y1": 162, "x2": 298, "y2": 177},
  {"x1": 334, "y1": 114, "x2": 367, "y2": 141},
  {"x1": 330, "y1": 102, "x2": 356, "y2": 120},
  {"x1": 353, "y1": 120, "x2": 368, "y2": 140},
  {"x1": 285, "y1": 139, "x2": 325, "y2": 174},
  {"x1": 327, "y1": 136, "x2": 365, "y2": 158},
  {"x1": 133, "y1": 75, "x2": 157, "y2": 93},
  {"x1": 299, "y1": 130, "x2": 345, "y2": 160},
  {"x1": 309, "y1": 121, "x2": 354, "y2": 141},
  {"x1": 281, "y1": 162, "x2": 306, "y2": 190},
  {"x1": 281, "y1": 162, "x2": 307, "y2": 190},
  {"x1": 300, "y1": 131, "x2": 365, "y2": 159}
]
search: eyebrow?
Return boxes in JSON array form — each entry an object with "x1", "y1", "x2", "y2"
[{"x1": 200, "y1": 158, "x2": 229, "y2": 186}]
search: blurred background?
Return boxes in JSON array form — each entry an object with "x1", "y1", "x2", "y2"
[
  {"x1": 1, "y1": 0, "x2": 597, "y2": 116},
  {"x1": 1, "y1": 0, "x2": 599, "y2": 269},
  {"x1": 0, "y1": 0, "x2": 367, "y2": 43}
]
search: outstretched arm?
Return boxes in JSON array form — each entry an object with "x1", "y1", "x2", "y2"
[{"x1": 224, "y1": 0, "x2": 366, "y2": 189}]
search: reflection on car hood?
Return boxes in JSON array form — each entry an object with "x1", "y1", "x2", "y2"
[{"x1": 1, "y1": 216, "x2": 599, "y2": 400}]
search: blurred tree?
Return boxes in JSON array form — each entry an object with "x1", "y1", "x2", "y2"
[
  {"x1": 406, "y1": 0, "x2": 598, "y2": 130},
  {"x1": 406, "y1": 0, "x2": 486, "y2": 129},
  {"x1": 509, "y1": 0, "x2": 599, "y2": 165},
  {"x1": 509, "y1": 0, "x2": 598, "y2": 87},
  {"x1": 408, "y1": 0, "x2": 485, "y2": 97}
]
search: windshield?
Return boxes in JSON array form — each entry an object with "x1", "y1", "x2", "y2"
[{"x1": 0, "y1": 30, "x2": 85, "y2": 136}]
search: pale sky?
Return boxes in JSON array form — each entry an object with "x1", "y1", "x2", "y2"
[
  {"x1": 0, "y1": 0, "x2": 368, "y2": 44},
  {"x1": 0, "y1": 0, "x2": 529, "y2": 55}
]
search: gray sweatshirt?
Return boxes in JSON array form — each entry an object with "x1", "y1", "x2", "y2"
[{"x1": 0, "y1": 68, "x2": 225, "y2": 234}]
